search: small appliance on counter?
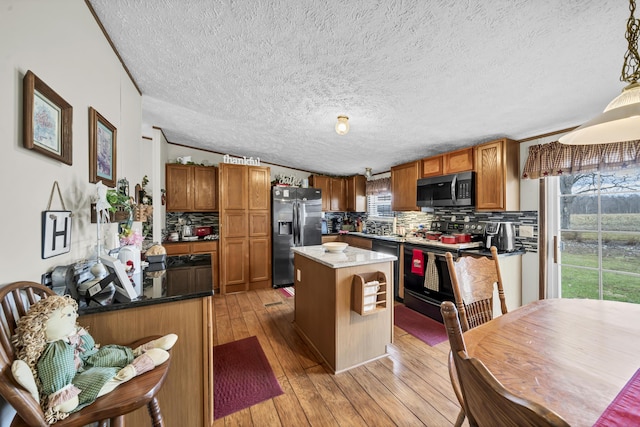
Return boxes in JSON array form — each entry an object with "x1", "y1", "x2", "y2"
[{"x1": 484, "y1": 222, "x2": 517, "y2": 252}]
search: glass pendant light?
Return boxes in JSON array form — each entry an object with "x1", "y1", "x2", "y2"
[{"x1": 560, "y1": 0, "x2": 640, "y2": 145}]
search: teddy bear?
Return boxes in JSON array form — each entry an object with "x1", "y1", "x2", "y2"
[{"x1": 11, "y1": 294, "x2": 177, "y2": 424}]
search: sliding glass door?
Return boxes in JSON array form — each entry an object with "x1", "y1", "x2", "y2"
[{"x1": 548, "y1": 167, "x2": 640, "y2": 303}]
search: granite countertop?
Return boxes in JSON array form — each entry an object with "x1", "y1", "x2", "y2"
[
  {"x1": 78, "y1": 254, "x2": 214, "y2": 316},
  {"x1": 292, "y1": 245, "x2": 397, "y2": 269},
  {"x1": 459, "y1": 247, "x2": 526, "y2": 257}
]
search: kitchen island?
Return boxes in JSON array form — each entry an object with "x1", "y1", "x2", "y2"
[{"x1": 292, "y1": 245, "x2": 397, "y2": 373}]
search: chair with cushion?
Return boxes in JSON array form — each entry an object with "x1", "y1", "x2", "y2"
[
  {"x1": 445, "y1": 245, "x2": 507, "y2": 426},
  {"x1": 0, "y1": 281, "x2": 171, "y2": 427},
  {"x1": 440, "y1": 301, "x2": 569, "y2": 427}
]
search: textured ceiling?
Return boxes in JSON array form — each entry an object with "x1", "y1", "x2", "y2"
[{"x1": 88, "y1": 0, "x2": 627, "y2": 175}]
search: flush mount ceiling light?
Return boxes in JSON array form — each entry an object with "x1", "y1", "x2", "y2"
[
  {"x1": 560, "y1": 0, "x2": 640, "y2": 145},
  {"x1": 364, "y1": 167, "x2": 372, "y2": 178},
  {"x1": 335, "y1": 115, "x2": 349, "y2": 135}
]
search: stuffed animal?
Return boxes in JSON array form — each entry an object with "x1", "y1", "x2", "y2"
[{"x1": 11, "y1": 295, "x2": 177, "y2": 424}]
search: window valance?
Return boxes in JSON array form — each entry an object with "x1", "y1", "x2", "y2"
[
  {"x1": 366, "y1": 177, "x2": 391, "y2": 195},
  {"x1": 522, "y1": 140, "x2": 640, "y2": 179}
]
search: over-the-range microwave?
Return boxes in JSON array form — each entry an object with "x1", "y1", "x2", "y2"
[{"x1": 416, "y1": 171, "x2": 475, "y2": 208}]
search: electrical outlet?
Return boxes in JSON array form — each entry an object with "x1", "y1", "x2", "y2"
[
  {"x1": 519, "y1": 225, "x2": 534, "y2": 238},
  {"x1": 296, "y1": 269, "x2": 301, "y2": 282}
]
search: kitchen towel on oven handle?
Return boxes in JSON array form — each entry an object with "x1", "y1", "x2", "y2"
[
  {"x1": 411, "y1": 249, "x2": 425, "y2": 276},
  {"x1": 424, "y1": 252, "x2": 439, "y2": 291}
]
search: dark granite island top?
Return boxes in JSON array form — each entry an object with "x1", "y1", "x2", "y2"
[{"x1": 78, "y1": 254, "x2": 214, "y2": 316}]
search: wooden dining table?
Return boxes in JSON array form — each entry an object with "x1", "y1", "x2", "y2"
[{"x1": 462, "y1": 298, "x2": 640, "y2": 426}]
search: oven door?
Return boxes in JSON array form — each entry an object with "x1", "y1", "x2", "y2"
[{"x1": 402, "y1": 244, "x2": 455, "y2": 322}]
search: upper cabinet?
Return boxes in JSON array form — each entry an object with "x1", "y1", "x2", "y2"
[
  {"x1": 309, "y1": 175, "x2": 331, "y2": 211},
  {"x1": 330, "y1": 177, "x2": 346, "y2": 212},
  {"x1": 346, "y1": 175, "x2": 367, "y2": 212},
  {"x1": 166, "y1": 164, "x2": 218, "y2": 212},
  {"x1": 474, "y1": 138, "x2": 520, "y2": 211},
  {"x1": 421, "y1": 156, "x2": 443, "y2": 178},
  {"x1": 443, "y1": 147, "x2": 474, "y2": 174},
  {"x1": 421, "y1": 147, "x2": 474, "y2": 178},
  {"x1": 309, "y1": 175, "x2": 365, "y2": 212},
  {"x1": 391, "y1": 160, "x2": 420, "y2": 211}
]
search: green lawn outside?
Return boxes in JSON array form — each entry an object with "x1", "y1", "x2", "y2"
[{"x1": 560, "y1": 253, "x2": 640, "y2": 303}]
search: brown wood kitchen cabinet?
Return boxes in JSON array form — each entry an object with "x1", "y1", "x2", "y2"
[
  {"x1": 219, "y1": 163, "x2": 271, "y2": 293},
  {"x1": 346, "y1": 174, "x2": 367, "y2": 212},
  {"x1": 309, "y1": 174, "x2": 365, "y2": 212},
  {"x1": 330, "y1": 177, "x2": 346, "y2": 211},
  {"x1": 391, "y1": 160, "x2": 420, "y2": 211},
  {"x1": 474, "y1": 138, "x2": 520, "y2": 211},
  {"x1": 309, "y1": 175, "x2": 331, "y2": 211},
  {"x1": 421, "y1": 147, "x2": 474, "y2": 178},
  {"x1": 165, "y1": 164, "x2": 218, "y2": 212},
  {"x1": 164, "y1": 240, "x2": 219, "y2": 292}
]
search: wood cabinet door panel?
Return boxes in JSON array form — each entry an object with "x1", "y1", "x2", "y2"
[
  {"x1": 220, "y1": 164, "x2": 247, "y2": 210},
  {"x1": 310, "y1": 175, "x2": 331, "y2": 211},
  {"x1": 249, "y1": 238, "x2": 271, "y2": 282},
  {"x1": 443, "y1": 147, "x2": 474, "y2": 174},
  {"x1": 195, "y1": 265, "x2": 213, "y2": 289},
  {"x1": 421, "y1": 156, "x2": 443, "y2": 178},
  {"x1": 475, "y1": 140, "x2": 505, "y2": 210},
  {"x1": 193, "y1": 167, "x2": 217, "y2": 211},
  {"x1": 223, "y1": 211, "x2": 247, "y2": 238},
  {"x1": 164, "y1": 243, "x2": 191, "y2": 256},
  {"x1": 166, "y1": 164, "x2": 192, "y2": 211},
  {"x1": 166, "y1": 268, "x2": 193, "y2": 296},
  {"x1": 330, "y1": 177, "x2": 346, "y2": 211},
  {"x1": 391, "y1": 161, "x2": 419, "y2": 211},
  {"x1": 249, "y1": 211, "x2": 270, "y2": 236},
  {"x1": 222, "y1": 238, "x2": 248, "y2": 286},
  {"x1": 346, "y1": 175, "x2": 367, "y2": 212},
  {"x1": 248, "y1": 167, "x2": 270, "y2": 210}
]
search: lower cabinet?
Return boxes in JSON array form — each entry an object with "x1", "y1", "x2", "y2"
[
  {"x1": 164, "y1": 241, "x2": 218, "y2": 292},
  {"x1": 79, "y1": 296, "x2": 214, "y2": 426}
]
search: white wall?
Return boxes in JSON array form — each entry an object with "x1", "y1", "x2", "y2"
[{"x1": 0, "y1": 0, "x2": 147, "y2": 286}]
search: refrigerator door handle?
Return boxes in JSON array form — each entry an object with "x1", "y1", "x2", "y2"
[{"x1": 293, "y1": 201, "x2": 299, "y2": 246}]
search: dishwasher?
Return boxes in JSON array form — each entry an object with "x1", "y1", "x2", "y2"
[{"x1": 371, "y1": 239, "x2": 401, "y2": 302}]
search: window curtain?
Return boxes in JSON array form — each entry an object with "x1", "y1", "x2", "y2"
[
  {"x1": 366, "y1": 177, "x2": 391, "y2": 195},
  {"x1": 522, "y1": 140, "x2": 640, "y2": 179}
]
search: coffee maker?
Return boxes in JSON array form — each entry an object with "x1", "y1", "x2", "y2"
[{"x1": 484, "y1": 222, "x2": 517, "y2": 252}]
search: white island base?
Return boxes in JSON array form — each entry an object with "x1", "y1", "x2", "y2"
[{"x1": 292, "y1": 245, "x2": 397, "y2": 374}]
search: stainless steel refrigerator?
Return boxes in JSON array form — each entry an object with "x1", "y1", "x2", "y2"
[{"x1": 272, "y1": 186, "x2": 322, "y2": 287}]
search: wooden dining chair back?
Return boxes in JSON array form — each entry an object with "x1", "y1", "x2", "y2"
[
  {"x1": 0, "y1": 281, "x2": 171, "y2": 427},
  {"x1": 440, "y1": 301, "x2": 569, "y2": 427},
  {"x1": 445, "y1": 246, "x2": 507, "y2": 332}
]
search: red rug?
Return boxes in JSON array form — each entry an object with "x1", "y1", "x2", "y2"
[
  {"x1": 394, "y1": 305, "x2": 448, "y2": 346},
  {"x1": 278, "y1": 286, "x2": 294, "y2": 298},
  {"x1": 594, "y1": 368, "x2": 640, "y2": 426},
  {"x1": 214, "y1": 336, "x2": 283, "y2": 419}
]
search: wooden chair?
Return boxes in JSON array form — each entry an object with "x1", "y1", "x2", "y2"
[
  {"x1": 445, "y1": 246, "x2": 507, "y2": 426},
  {"x1": 445, "y1": 246, "x2": 507, "y2": 332},
  {"x1": 0, "y1": 281, "x2": 171, "y2": 427},
  {"x1": 440, "y1": 301, "x2": 569, "y2": 427}
]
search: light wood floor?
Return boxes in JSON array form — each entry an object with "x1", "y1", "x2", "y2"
[{"x1": 212, "y1": 288, "x2": 465, "y2": 426}]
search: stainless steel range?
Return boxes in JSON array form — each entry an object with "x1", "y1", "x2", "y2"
[{"x1": 403, "y1": 221, "x2": 485, "y2": 322}]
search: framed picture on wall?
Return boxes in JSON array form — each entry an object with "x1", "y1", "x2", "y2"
[
  {"x1": 23, "y1": 70, "x2": 73, "y2": 165},
  {"x1": 89, "y1": 107, "x2": 117, "y2": 188}
]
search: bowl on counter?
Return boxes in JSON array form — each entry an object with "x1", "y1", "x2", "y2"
[{"x1": 322, "y1": 242, "x2": 349, "y2": 253}]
